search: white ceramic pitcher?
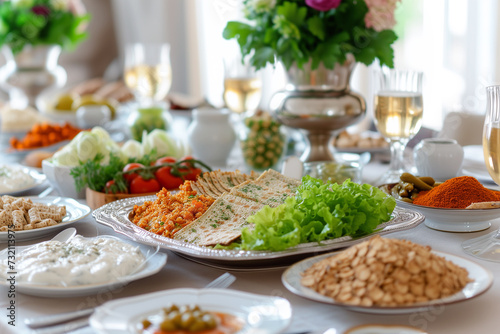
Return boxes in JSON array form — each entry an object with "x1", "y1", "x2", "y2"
[{"x1": 187, "y1": 108, "x2": 236, "y2": 167}]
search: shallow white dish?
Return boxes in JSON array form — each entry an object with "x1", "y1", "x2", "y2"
[
  {"x1": 396, "y1": 200, "x2": 500, "y2": 232},
  {"x1": 334, "y1": 146, "x2": 389, "y2": 154},
  {"x1": 89, "y1": 288, "x2": 291, "y2": 334},
  {"x1": 0, "y1": 234, "x2": 166, "y2": 297},
  {"x1": 1, "y1": 140, "x2": 69, "y2": 163},
  {"x1": 36, "y1": 88, "x2": 78, "y2": 125},
  {"x1": 93, "y1": 197, "x2": 424, "y2": 270},
  {"x1": 0, "y1": 196, "x2": 91, "y2": 242},
  {"x1": 344, "y1": 324, "x2": 427, "y2": 334},
  {"x1": 0, "y1": 164, "x2": 46, "y2": 196},
  {"x1": 282, "y1": 250, "x2": 492, "y2": 315}
]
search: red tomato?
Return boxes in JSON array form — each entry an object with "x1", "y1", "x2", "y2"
[
  {"x1": 123, "y1": 163, "x2": 145, "y2": 183},
  {"x1": 183, "y1": 167, "x2": 202, "y2": 181},
  {"x1": 155, "y1": 166, "x2": 183, "y2": 189},
  {"x1": 104, "y1": 180, "x2": 128, "y2": 194},
  {"x1": 154, "y1": 156, "x2": 177, "y2": 166},
  {"x1": 179, "y1": 155, "x2": 195, "y2": 168},
  {"x1": 129, "y1": 176, "x2": 161, "y2": 194}
]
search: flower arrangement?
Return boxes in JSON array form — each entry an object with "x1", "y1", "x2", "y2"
[
  {"x1": 223, "y1": 0, "x2": 400, "y2": 70},
  {"x1": 0, "y1": 0, "x2": 90, "y2": 55}
]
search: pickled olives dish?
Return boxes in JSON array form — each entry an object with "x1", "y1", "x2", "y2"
[
  {"x1": 139, "y1": 303, "x2": 244, "y2": 334},
  {"x1": 378, "y1": 173, "x2": 439, "y2": 203}
]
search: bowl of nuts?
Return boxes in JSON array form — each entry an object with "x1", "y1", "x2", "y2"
[{"x1": 282, "y1": 236, "x2": 492, "y2": 314}]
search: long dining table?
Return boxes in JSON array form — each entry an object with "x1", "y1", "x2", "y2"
[{"x1": 0, "y1": 160, "x2": 499, "y2": 334}]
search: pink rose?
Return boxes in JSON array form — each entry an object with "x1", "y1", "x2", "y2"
[
  {"x1": 305, "y1": 0, "x2": 342, "y2": 11},
  {"x1": 31, "y1": 5, "x2": 50, "y2": 16},
  {"x1": 68, "y1": 0, "x2": 86, "y2": 16},
  {"x1": 364, "y1": 0, "x2": 400, "y2": 31}
]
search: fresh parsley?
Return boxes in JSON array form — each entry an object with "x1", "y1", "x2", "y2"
[{"x1": 70, "y1": 153, "x2": 128, "y2": 193}]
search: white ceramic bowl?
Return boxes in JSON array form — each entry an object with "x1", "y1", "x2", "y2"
[
  {"x1": 42, "y1": 159, "x2": 85, "y2": 199},
  {"x1": 396, "y1": 199, "x2": 500, "y2": 232},
  {"x1": 36, "y1": 91, "x2": 78, "y2": 125}
]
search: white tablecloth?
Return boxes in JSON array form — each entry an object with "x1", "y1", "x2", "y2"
[{"x1": 1, "y1": 163, "x2": 499, "y2": 334}]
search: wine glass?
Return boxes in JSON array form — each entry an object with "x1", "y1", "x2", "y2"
[
  {"x1": 373, "y1": 68, "x2": 424, "y2": 184},
  {"x1": 222, "y1": 55, "x2": 262, "y2": 116},
  {"x1": 124, "y1": 43, "x2": 172, "y2": 106},
  {"x1": 462, "y1": 85, "x2": 500, "y2": 262}
]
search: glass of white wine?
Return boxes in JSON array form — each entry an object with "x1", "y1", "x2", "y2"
[
  {"x1": 462, "y1": 85, "x2": 500, "y2": 262},
  {"x1": 223, "y1": 55, "x2": 262, "y2": 115},
  {"x1": 124, "y1": 43, "x2": 172, "y2": 106},
  {"x1": 373, "y1": 68, "x2": 424, "y2": 185}
]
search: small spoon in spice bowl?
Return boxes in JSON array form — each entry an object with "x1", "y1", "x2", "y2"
[{"x1": 466, "y1": 202, "x2": 500, "y2": 209}]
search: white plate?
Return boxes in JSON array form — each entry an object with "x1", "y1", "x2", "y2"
[
  {"x1": 344, "y1": 324, "x2": 427, "y2": 334},
  {"x1": 89, "y1": 288, "x2": 291, "y2": 334},
  {"x1": 0, "y1": 196, "x2": 91, "y2": 242},
  {"x1": 93, "y1": 198, "x2": 424, "y2": 270},
  {"x1": 282, "y1": 250, "x2": 493, "y2": 315},
  {"x1": 2, "y1": 139, "x2": 69, "y2": 158},
  {"x1": 396, "y1": 199, "x2": 500, "y2": 232},
  {"x1": 0, "y1": 234, "x2": 166, "y2": 297},
  {"x1": 0, "y1": 164, "x2": 46, "y2": 196}
]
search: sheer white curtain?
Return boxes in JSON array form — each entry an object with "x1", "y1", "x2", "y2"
[{"x1": 392, "y1": 0, "x2": 499, "y2": 130}]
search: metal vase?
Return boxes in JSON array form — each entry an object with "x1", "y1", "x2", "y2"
[
  {"x1": 270, "y1": 55, "x2": 366, "y2": 162},
  {"x1": 0, "y1": 45, "x2": 67, "y2": 107}
]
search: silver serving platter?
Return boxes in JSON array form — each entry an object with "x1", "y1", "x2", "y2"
[{"x1": 93, "y1": 196, "x2": 425, "y2": 270}]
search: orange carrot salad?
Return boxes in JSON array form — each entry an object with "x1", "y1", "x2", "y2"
[
  {"x1": 10, "y1": 122, "x2": 82, "y2": 150},
  {"x1": 131, "y1": 182, "x2": 215, "y2": 238}
]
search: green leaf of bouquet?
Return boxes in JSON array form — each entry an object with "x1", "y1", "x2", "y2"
[
  {"x1": 44, "y1": 13, "x2": 72, "y2": 45},
  {"x1": 311, "y1": 32, "x2": 349, "y2": 69},
  {"x1": 264, "y1": 27, "x2": 275, "y2": 44},
  {"x1": 222, "y1": 21, "x2": 254, "y2": 47},
  {"x1": 307, "y1": 16, "x2": 324, "y2": 40},
  {"x1": 277, "y1": 1, "x2": 307, "y2": 27},
  {"x1": 354, "y1": 46, "x2": 376, "y2": 65},
  {"x1": 251, "y1": 46, "x2": 275, "y2": 69},
  {"x1": 336, "y1": 0, "x2": 368, "y2": 29},
  {"x1": 0, "y1": 18, "x2": 8, "y2": 36},
  {"x1": 372, "y1": 30, "x2": 398, "y2": 68}
]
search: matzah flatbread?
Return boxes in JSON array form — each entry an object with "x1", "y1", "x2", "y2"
[
  {"x1": 172, "y1": 169, "x2": 300, "y2": 247},
  {"x1": 173, "y1": 194, "x2": 263, "y2": 246}
]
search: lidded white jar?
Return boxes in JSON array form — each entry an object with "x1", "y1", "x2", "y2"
[{"x1": 413, "y1": 138, "x2": 464, "y2": 180}]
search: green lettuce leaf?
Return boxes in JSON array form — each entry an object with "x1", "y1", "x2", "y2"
[{"x1": 240, "y1": 176, "x2": 396, "y2": 251}]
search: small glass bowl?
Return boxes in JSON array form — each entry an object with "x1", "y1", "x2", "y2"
[{"x1": 303, "y1": 153, "x2": 369, "y2": 184}]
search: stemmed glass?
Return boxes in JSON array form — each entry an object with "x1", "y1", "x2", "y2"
[
  {"x1": 222, "y1": 55, "x2": 262, "y2": 116},
  {"x1": 462, "y1": 85, "x2": 500, "y2": 262},
  {"x1": 124, "y1": 43, "x2": 172, "y2": 106},
  {"x1": 373, "y1": 68, "x2": 424, "y2": 184}
]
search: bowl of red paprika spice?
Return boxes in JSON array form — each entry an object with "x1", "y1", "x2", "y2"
[{"x1": 381, "y1": 175, "x2": 500, "y2": 232}]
